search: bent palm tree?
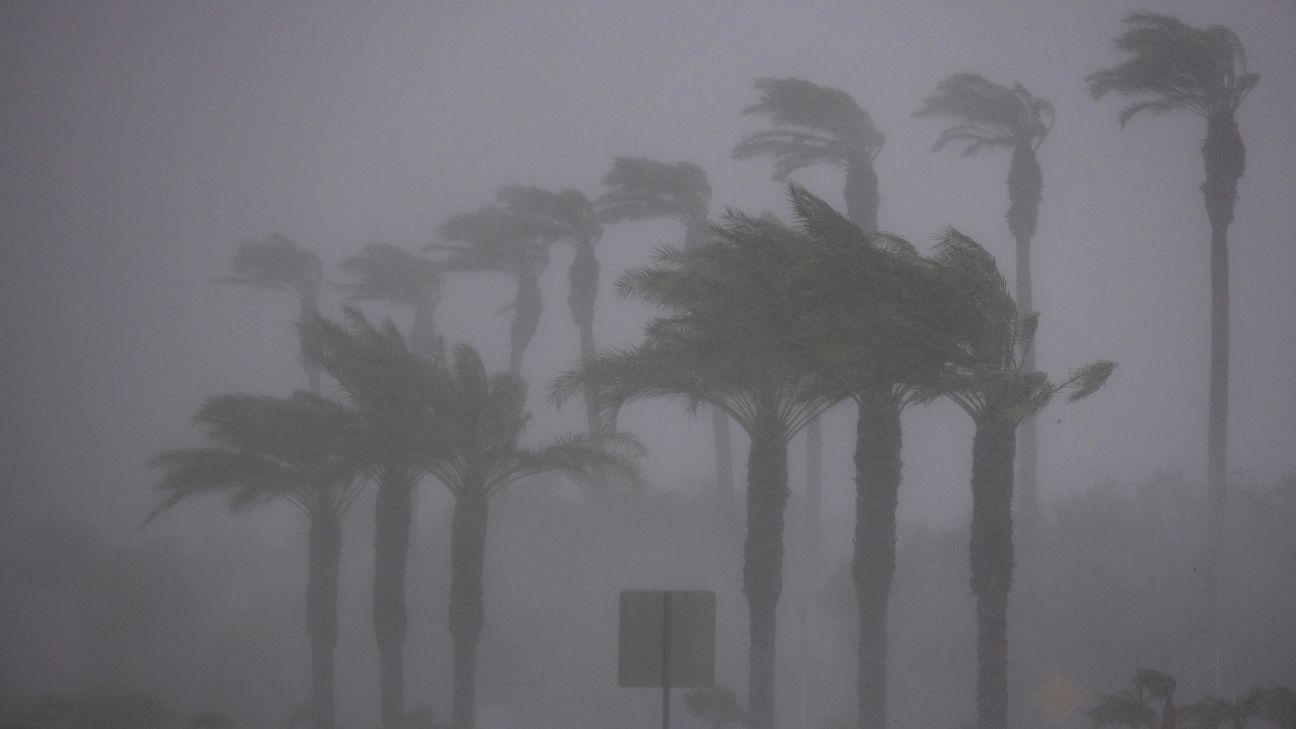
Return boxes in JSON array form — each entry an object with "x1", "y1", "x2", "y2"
[
  {"x1": 787, "y1": 188, "x2": 954, "y2": 729},
  {"x1": 299, "y1": 308, "x2": 446, "y2": 729},
  {"x1": 735, "y1": 76, "x2": 887, "y2": 592},
  {"x1": 336, "y1": 242, "x2": 444, "y2": 359},
  {"x1": 434, "y1": 204, "x2": 551, "y2": 377},
  {"x1": 217, "y1": 234, "x2": 325, "y2": 393},
  {"x1": 596, "y1": 156, "x2": 735, "y2": 502},
  {"x1": 927, "y1": 229, "x2": 1114, "y2": 729},
  {"x1": 555, "y1": 211, "x2": 835, "y2": 729},
  {"x1": 914, "y1": 73, "x2": 1055, "y2": 537},
  {"x1": 1088, "y1": 12, "x2": 1257, "y2": 682},
  {"x1": 429, "y1": 344, "x2": 640, "y2": 729},
  {"x1": 147, "y1": 392, "x2": 366, "y2": 729},
  {"x1": 496, "y1": 186, "x2": 606, "y2": 434}
]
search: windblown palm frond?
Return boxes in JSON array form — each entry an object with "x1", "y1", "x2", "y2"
[
  {"x1": 336, "y1": 242, "x2": 441, "y2": 309},
  {"x1": 433, "y1": 205, "x2": 549, "y2": 277},
  {"x1": 596, "y1": 157, "x2": 712, "y2": 226},
  {"x1": 216, "y1": 233, "x2": 323, "y2": 302},
  {"x1": 913, "y1": 73, "x2": 1054, "y2": 154},
  {"x1": 1086, "y1": 12, "x2": 1258, "y2": 124},
  {"x1": 734, "y1": 77, "x2": 884, "y2": 179}
]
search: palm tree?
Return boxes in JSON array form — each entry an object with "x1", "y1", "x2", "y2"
[
  {"x1": 734, "y1": 76, "x2": 887, "y2": 587},
  {"x1": 299, "y1": 308, "x2": 446, "y2": 729},
  {"x1": 146, "y1": 392, "x2": 366, "y2": 729},
  {"x1": 495, "y1": 186, "x2": 607, "y2": 434},
  {"x1": 913, "y1": 73, "x2": 1055, "y2": 537},
  {"x1": 927, "y1": 229, "x2": 1114, "y2": 729},
  {"x1": 1088, "y1": 13, "x2": 1257, "y2": 680},
  {"x1": 217, "y1": 234, "x2": 325, "y2": 393},
  {"x1": 786, "y1": 187, "x2": 956, "y2": 729},
  {"x1": 427, "y1": 343, "x2": 639, "y2": 729},
  {"x1": 336, "y1": 242, "x2": 444, "y2": 359},
  {"x1": 554, "y1": 210, "x2": 835, "y2": 729},
  {"x1": 596, "y1": 156, "x2": 735, "y2": 504},
  {"x1": 1088, "y1": 669, "x2": 1178, "y2": 729},
  {"x1": 434, "y1": 203, "x2": 552, "y2": 377}
]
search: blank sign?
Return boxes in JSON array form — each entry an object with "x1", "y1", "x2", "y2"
[{"x1": 617, "y1": 589, "x2": 715, "y2": 688}]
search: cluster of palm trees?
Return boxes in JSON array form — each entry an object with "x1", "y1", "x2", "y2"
[{"x1": 144, "y1": 10, "x2": 1256, "y2": 729}]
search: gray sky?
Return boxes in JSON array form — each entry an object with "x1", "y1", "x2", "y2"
[{"x1": 3, "y1": 0, "x2": 1296, "y2": 539}]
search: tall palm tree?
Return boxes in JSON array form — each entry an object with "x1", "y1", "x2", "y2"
[
  {"x1": 554, "y1": 210, "x2": 835, "y2": 729},
  {"x1": 217, "y1": 234, "x2": 325, "y2": 394},
  {"x1": 299, "y1": 308, "x2": 446, "y2": 729},
  {"x1": 146, "y1": 392, "x2": 366, "y2": 729},
  {"x1": 786, "y1": 187, "x2": 956, "y2": 729},
  {"x1": 1088, "y1": 12, "x2": 1258, "y2": 683},
  {"x1": 428, "y1": 343, "x2": 639, "y2": 729},
  {"x1": 495, "y1": 186, "x2": 606, "y2": 434},
  {"x1": 596, "y1": 156, "x2": 735, "y2": 504},
  {"x1": 336, "y1": 242, "x2": 444, "y2": 359},
  {"x1": 434, "y1": 203, "x2": 552, "y2": 377},
  {"x1": 926, "y1": 229, "x2": 1114, "y2": 729},
  {"x1": 913, "y1": 73, "x2": 1055, "y2": 538},
  {"x1": 734, "y1": 76, "x2": 887, "y2": 581}
]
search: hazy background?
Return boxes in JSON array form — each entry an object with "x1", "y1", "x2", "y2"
[{"x1": 2, "y1": 2, "x2": 1294, "y2": 728}]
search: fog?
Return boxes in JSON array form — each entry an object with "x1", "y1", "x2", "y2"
[{"x1": 2, "y1": 3, "x2": 1294, "y2": 729}]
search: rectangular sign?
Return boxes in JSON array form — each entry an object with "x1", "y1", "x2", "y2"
[{"x1": 617, "y1": 589, "x2": 715, "y2": 688}]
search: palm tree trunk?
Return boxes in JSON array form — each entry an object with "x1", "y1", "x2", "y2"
[
  {"x1": 375, "y1": 470, "x2": 416, "y2": 729},
  {"x1": 449, "y1": 492, "x2": 489, "y2": 729},
  {"x1": 970, "y1": 420, "x2": 1016, "y2": 729},
  {"x1": 1007, "y1": 146, "x2": 1042, "y2": 543},
  {"x1": 1200, "y1": 112, "x2": 1243, "y2": 686},
  {"x1": 509, "y1": 273, "x2": 543, "y2": 376},
  {"x1": 743, "y1": 411, "x2": 790, "y2": 729},
  {"x1": 307, "y1": 511, "x2": 342, "y2": 729},
  {"x1": 410, "y1": 302, "x2": 441, "y2": 360},
  {"x1": 852, "y1": 392, "x2": 902, "y2": 729},
  {"x1": 569, "y1": 238, "x2": 602, "y2": 434}
]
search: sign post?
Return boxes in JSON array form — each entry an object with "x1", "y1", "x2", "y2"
[{"x1": 618, "y1": 589, "x2": 716, "y2": 729}]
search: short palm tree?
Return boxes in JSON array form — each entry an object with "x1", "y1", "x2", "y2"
[
  {"x1": 554, "y1": 210, "x2": 835, "y2": 729},
  {"x1": 429, "y1": 343, "x2": 640, "y2": 729},
  {"x1": 146, "y1": 392, "x2": 366, "y2": 729},
  {"x1": 336, "y1": 242, "x2": 444, "y2": 359},
  {"x1": 495, "y1": 186, "x2": 606, "y2": 434},
  {"x1": 596, "y1": 156, "x2": 735, "y2": 503},
  {"x1": 299, "y1": 308, "x2": 446, "y2": 729},
  {"x1": 913, "y1": 73, "x2": 1055, "y2": 535},
  {"x1": 1088, "y1": 12, "x2": 1258, "y2": 679},
  {"x1": 434, "y1": 203, "x2": 552, "y2": 377},
  {"x1": 926, "y1": 229, "x2": 1114, "y2": 729},
  {"x1": 217, "y1": 234, "x2": 325, "y2": 393}
]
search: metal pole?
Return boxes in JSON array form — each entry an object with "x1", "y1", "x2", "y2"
[{"x1": 662, "y1": 591, "x2": 672, "y2": 729}]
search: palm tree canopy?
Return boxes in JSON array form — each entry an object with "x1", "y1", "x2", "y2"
[
  {"x1": 215, "y1": 233, "x2": 323, "y2": 303},
  {"x1": 146, "y1": 391, "x2": 366, "y2": 523},
  {"x1": 1086, "y1": 12, "x2": 1258, "y2": 125},
  {"x1": 298, "y1": 306, "x2": 446, "y2": 467},
  {"x1": 552, "y1": 207, "x2": 835, "y2": 435},
  {"x1": 426, "y1": 343, "x2": 642, "y2": 498},
  {"x1": 920, "y1": 228, "x2": 1114, "y2": 424},
  {"x1": 336, "y1": 242, "x2": 442, "y2": 309},
  {"x1": 733, "y1": 77, "x2": 884, "y2": 180},
  {"x1": 913, "y1": 73, "x2": 1054, "y2": 154},
  {"x1": 497, "y1": 186, "x2": 603, "y2": 246},
  {"x1": 596, "y1": 157, "x2": 711, "y2": 225},
  {"x1": 432, "y1": 204, "x2": 550, "y2": 279}
]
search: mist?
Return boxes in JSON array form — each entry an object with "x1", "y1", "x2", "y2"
[{"x1": 2, "y1": 3, "x2": 1295, "y2": 729}]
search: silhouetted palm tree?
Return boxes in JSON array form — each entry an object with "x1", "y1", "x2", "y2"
[
  {"x1": 299, "y1": 308, "x2": 446, "y2": 729},
  {"x1": 1088, "y1": 669, "x2": 1178, "y2": 729},
  {"x1": 336, "y1": 242, "x2": 444, "y2": 359},
  {"x1": 429, "y1": 343, "x2": 639, "y2": 729},
  {"x1": 495, "y1": 186, "x2": 606, "y2": 434},
  {"x1": 555, "y1": 210, "x2": 835, "y2": 729},
  {"x1": 1088, "y1": 12, "x2": 1258, "y2": 681},
  {"x1": 596, "y1": 156, "x2": 735, "y2": 504},
  {"x1": 217, "y1": 234, "x2": 325, "y2": 393},
  {"x1": 434, "y1": 204, "x2": 551, "y2": 377},
  {"x1": 914, "y1": 73, "x2": 1055, "y2": 537},
  {"x1": 147, "y1": 392, "x2": 366, "y2": 729},
  {"x1": 926, "y1": 229, "x2": 1114, "y2": 729}
]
